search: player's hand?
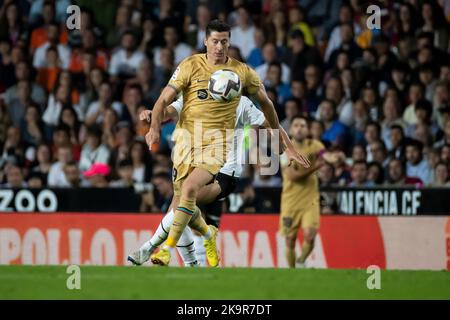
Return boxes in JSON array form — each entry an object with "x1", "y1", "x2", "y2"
[
  {"x1": 285, "y1": 147, "x2": 311, "y2": 168},
  {"x1": 322, "y1": 151, "x2": 340, "y2": 164},
  {"x1": 139, "y1": 109, "x2": 152, "y2": 122},
  {"x1": 145, "y1": 127, "x2": 160, "y2": 151}
]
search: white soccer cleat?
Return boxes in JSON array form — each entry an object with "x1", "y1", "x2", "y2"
[{"x1": 127, "y1": 249, "x2": 151, "y2": 266}]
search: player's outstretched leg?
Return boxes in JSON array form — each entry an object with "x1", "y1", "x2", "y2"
[{"x1": 128, "y1": 210, "x2": 174, "y2": 265}]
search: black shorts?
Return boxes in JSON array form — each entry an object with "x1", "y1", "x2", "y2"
[
  {"x1": 215, "y1": 172, "x2": 238, "y2": 201},
  {"x1": 200, "y1": 172, "x2": 238, "y2": 227}
]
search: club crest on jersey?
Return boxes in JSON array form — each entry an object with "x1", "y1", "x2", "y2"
[{"x1": 197, "y1": 89, "x2": 209, "y2": 100}]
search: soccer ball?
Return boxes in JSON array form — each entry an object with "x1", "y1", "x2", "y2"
[{"x1": 208, "y1": 69, "x2": 242, "y2": 102}]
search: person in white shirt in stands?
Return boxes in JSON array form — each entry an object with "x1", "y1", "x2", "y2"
[
  {"x1": 153, "y1": 25, "x2": 193, "y2": 68},
  {"x1": 47, "y1": 144, "x2": 73, "y2": 187},
  {"x1": 405, "y1": 139, "x2": 433, "y2": 185},
  {"x1": 33, "y1": 23, "x2": 70, "y2": 70},
  {"x1": 85, "y1": 81, "x2": 124, "y2": 126},
  {"x1": 230, "y1": 6, "x2": 256, "y2": 60},
  {"x1": 256, "y1": 42, "x2": 291, "y2": 85},
  {"x1": 109, "y1": 30, "x2": 145, "y2": 79},
  {"x1": 79, "y1": 125, "x2": 110, "y2": 173}
]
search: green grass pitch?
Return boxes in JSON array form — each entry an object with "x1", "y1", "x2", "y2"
[{"x1": 0, "y1": 266, "x2": 448, "y2": 299}]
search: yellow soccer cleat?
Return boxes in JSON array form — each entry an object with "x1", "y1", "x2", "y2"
[
  {"x1": 203, "y1": 225, "x2": 220, "y2": 267},
  {"x1": 150, "y1": 248, "x2": 171, "y2": 266}
]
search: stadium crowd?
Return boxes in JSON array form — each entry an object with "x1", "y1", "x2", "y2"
[{"x1": 1, "y1": 0, "x2": 450, "y2": 212}]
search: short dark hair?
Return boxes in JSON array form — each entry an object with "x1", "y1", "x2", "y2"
[
  {"x1": 55, "y1": 123, "x2": 71, "y2": 135},
  {"x1": 390, "y1": 124, "x2": 404, "y2": 134},
  {"x1": 206, "y1": 19, "x2": 231, "y2": 38},
  {"x1": 152, "y1": 172, "x2": 171, "y2": 181},
  {"x1": 118, "y1": 158, "x2": 133, "y2": 168},
  {"x1": 353, "y1": 160, "x2": 368, "y2": 168},
  {"x1": 290, "y1": 115, "x2": 310, "y2": 127},
  {"x1": 87, "y1": 124, "x2": 102, "y2": 138},
  {"x1": 406, "y1": 139, "x2": 424, "y2": 152}
]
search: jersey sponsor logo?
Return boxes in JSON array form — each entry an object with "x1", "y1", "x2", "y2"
[
  {"x1": 197, "y1": 89, "x2": 209, "y2": 100},
  {"x1": 171, "y1": 67, "x2": 180, "y2": 81}
]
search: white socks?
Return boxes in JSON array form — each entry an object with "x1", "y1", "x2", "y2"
[
  {"x1": 193, "y1": 234, "x2": 207, "y2": 267},
  {"x1": 140, "y1": 208, "x2": 198, "y2": 266}
]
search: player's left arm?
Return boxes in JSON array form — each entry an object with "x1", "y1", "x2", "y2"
[{"x1": 251, "y1": 85, "x2": 310, "y2": 168}]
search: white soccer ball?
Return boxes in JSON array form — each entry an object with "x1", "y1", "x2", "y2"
[{"x1": 208, "y1": 69, "x2": 242, "y2": 102}]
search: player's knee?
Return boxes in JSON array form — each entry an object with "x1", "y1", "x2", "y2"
[
  {"x1": 303, "y1": 229, "x2": 317, "y2": 243},
  {"x1": 285, "y1": 237, "x2": 296, "y2": 248},
  {"x1": 182, "y1": 182, "x2": 199, "y2": 198}
]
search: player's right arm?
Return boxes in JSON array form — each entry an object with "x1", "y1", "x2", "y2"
[
  {"x1": 146, "y1": 59, "x2": 190, "y2": 150},
  {"x1": 146, "y1": 87, "x2": 177, "y2": 150}
]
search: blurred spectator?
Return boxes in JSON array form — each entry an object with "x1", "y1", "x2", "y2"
[
  {"x1": 388, "y1": 124, "x2": 406, "y2": 161},
  {"x1": 110, "y1": 158, "x2": 135, "y2": 188},
  {"x1": 47, "y1": 144, "x2": 73, "y2": 187},
  {"x1": 0, "y1": 2, "x2": 25, "y2": 46},
  {"x1": 318, "y1": 99, "x2": 349, "y2": 148},
  {"x1": 5, "y1": 80, "x2": 33, "y2": 127},
  {"x1": 351, "y1": 144, "x2": 367, "y2": 163},
  {"x1": 403, "y1": 82, "x2": 425, "y2": 126},
  {"x1": 367, "y1": 161, "x2": 385, "y2": 185},
  {"x1": 33, "y1": 22, "x2": 70, "y2": 70},
  {"x1": 280, "y1": 98, "x2": 301, "y2": 132},
  {"x1": 256, "y1": 42, "x2": 291, "y2": 84},
  {"x1": 127, "y1": 58, "x2": 164, "y2": 104},
  {"x1": 282, "y1": 29, "x2": 322, "y2": 80},
  {"x1": 381, "y1": 96, "x2": 406, "y2": 150},
  {"x1": 153, "y1": 24, "x2": 192, "y2": 69},
  {"x1": 431, "y1": 161, "x2": 450, "y2": 186},
  {"x1": 405, "y1": 139, "x2": 433, "y2": 185},
  {"x1": 28, "y1": 1, "x2": 69, "y2": 51},
  {"x1": 324, "y1": 4, "x2": 361, "y2": 62},
  {"x1": 230, "y1": 6, "x2": 256, "y2": 60},
  {"x1": 246, "y1": 27, "x2": 265, "y2": 68},
  {"x1": 109, "y1": 29, "x2": 145, "y2": 80},
  {"x1": 151, "y1": 171, "x2": 173, "y2": 212},
  {"x1": 263, "y1": 61, "x2": 292, "y2": 105},
  {"x1": 419, "y1": 0, "x2": 449, "y2": 51},
  {"x1": 130, "y1": 140, "x2": 152, "y2": 183},
  {"x1": 31, "y1": 143, "x2": 52, "y2": 182},
  {"x1": 434, "y1": 118, "x2": 450, "y2": 148},
  {"x1": 105, "y1": 5, "x2": 133, "y2": 49},
  {"x1": 369, "y1": 140, "x2": 389, "y2": 169},
  {"x1": 364, "y1": 122, "x2": 381, "y2": 162},
  {"x1": 79, "y1": 124, "x2": 110, "y2": 173},
  {"x1": 303, "y1": 64, "x2": 322, "y2": 113},
  {"x1": 318, "y1": 162, "x2": 336, "y2": 186},
  {"x1": 63, "y1": 160, "x2": 87, "y2": 188},
  {"x1": 2, "y1": 163, "x2": 26, "y2": 188},
  {"x1": 85, "y1": 81, "x2": 124, "y2": 126},
  {"x1": 28, "y1": 0, "x2": 71, "y2": 26},
  {"x1": 386, "y1": 158, "x2": 423, "y2": 187},
  {"x1": 288, "y1": 5, "x2": 315, "y2": 46},
  {"x1": 330, "y1": 149, "x2": 351, "y2": 186},
  {"x1": 186, "y1": 3, "x2": 211, "y2": 51},
  {"x1": 349, "y1": 160, "x2": 374, "y2": 187},
  {"x1": 27, "y1": 171, "x2": 45, "y2": 188},
  {"x1": 20, "y1": 103, "x2": 48, "y2": 147},
  {"x1": 83, "y1": 162, "x2": 110, "y2": 188}
]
